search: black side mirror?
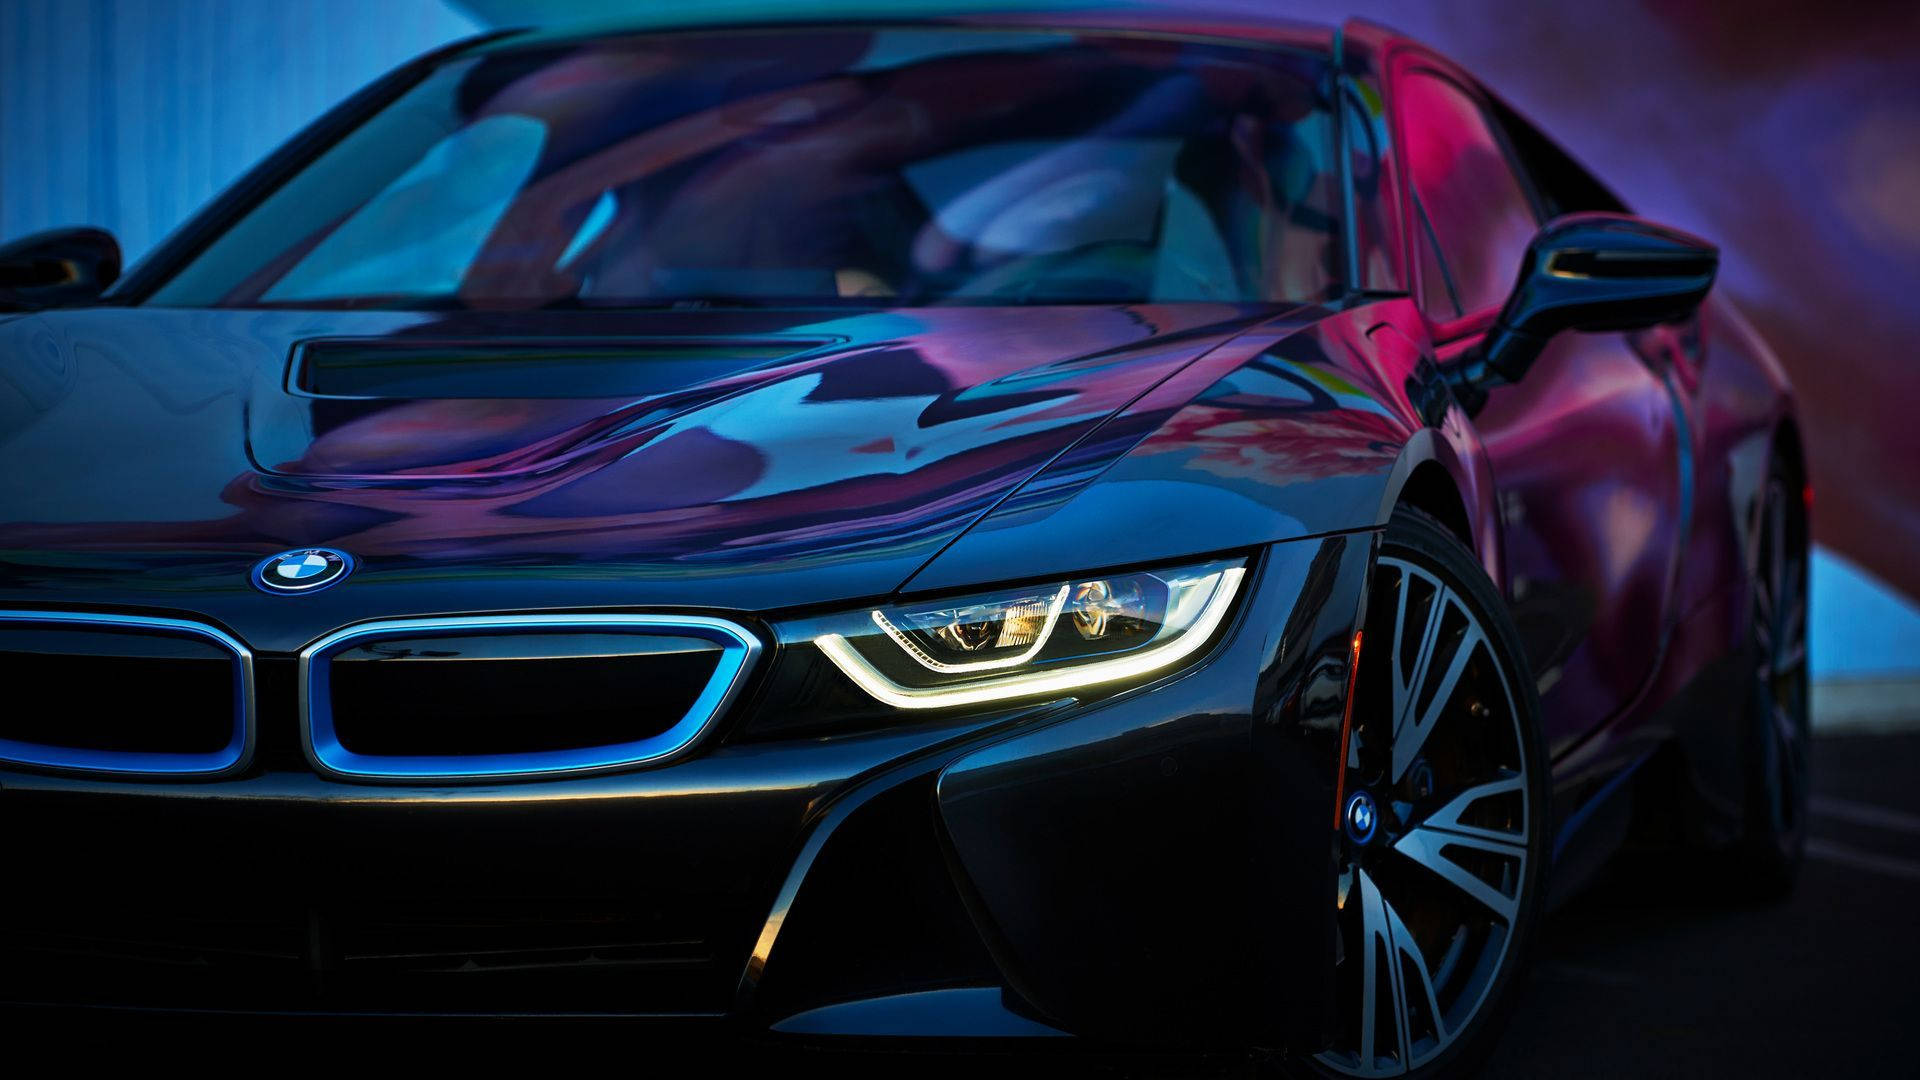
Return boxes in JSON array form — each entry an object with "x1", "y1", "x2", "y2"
[
  {"x1": 1452, "y1": 213, "x2": 1717, "y2": 410},
  {"x1": 0, "y1": 227, "x2": 122, "y2": 312}
]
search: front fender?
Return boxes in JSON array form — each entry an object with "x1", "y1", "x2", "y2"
[
  {"x1": 904, "y1": 299, "x2": 1488, "y2": 593},
  {"x1": 933, "y1": 532, "x2": 1375, "y2": 1048}
]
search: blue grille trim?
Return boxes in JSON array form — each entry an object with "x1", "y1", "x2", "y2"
[
  {"x1": 298, "y1": 613, "x2": 762, "y2": 782},
  {"x1": 0, "y1": 610, "x2": 254, "y2": 777}
]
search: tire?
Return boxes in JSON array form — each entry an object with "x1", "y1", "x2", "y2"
[
  {"x1": 1721, "y1": 454, "x2": 1811, "y2": 897},
  {"x1": 1292, "y1": 506, "x2": 1551, "y2": 1079}
]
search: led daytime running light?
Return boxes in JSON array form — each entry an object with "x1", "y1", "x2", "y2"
[{"x1": 815, "y1": 567, "x2": 1245, "y2": 709}]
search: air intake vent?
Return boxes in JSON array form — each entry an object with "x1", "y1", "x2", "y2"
[
  {"x1": 0, "y1": 902, "x2": 732, "y2": 1014},
  {"x1": 0, "y1": 611, "x2": 251, "y2": 776},
  {"x1": 301, "y1": 614, "x2": 760, "y2": 781}
]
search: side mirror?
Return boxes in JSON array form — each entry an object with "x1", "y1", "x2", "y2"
[
  {"x1": 1452, "y1": 213, "x2": 1717, "y2": 409},
  {"x1": 0, "y1": 227, "x2": 122, "y2": 312}
]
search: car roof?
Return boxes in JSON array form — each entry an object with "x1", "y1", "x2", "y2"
[{"x1": 457, "y1": 1, "x2": 1340, "y2": 58}]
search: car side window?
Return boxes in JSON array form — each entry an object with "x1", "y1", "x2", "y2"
[
  {"x1": 1487, "y1": 95, "x2": 1629, "y2": 218},
  {"x1": 1342, "y1": 83, "x2": 1403, "y2": 294},
  {"x1": 1395, "y1": 69, "x2": 1541, "y2": 320}
]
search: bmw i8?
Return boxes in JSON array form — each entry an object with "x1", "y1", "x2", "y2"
[{"x1": 0, "y1": 8, "x2": 1807, "y2": 1076}]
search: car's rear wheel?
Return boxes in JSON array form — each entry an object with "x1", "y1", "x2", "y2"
[
  {"x1": 1724, "y1": 458, "x2": 1810, "y2": 895},
  {"x1": 1306, "y1": 507, "x2": 1549, "y2": 1079}
]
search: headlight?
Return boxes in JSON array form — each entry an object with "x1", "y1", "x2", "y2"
[{"x1": 803, "y1": 557, "x2": 1246, "y2": 709}]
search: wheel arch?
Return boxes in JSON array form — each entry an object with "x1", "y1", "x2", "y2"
[
  {"x1": 1734, "y1": 412, "x2": 1811, "y2": 594},
  {"x1": 1398, "y1": 460, "x2": 1472, "y2": 550},
  {"x1": 1376, "y1": 424, "x2": 1505, "y2": 592},
  {"x1": 1772, "y1": 414, "x2": 1809, "y2": 532},
  {"x1": 1771, "y1": 414, "x2": 1806, "y2": 482}
]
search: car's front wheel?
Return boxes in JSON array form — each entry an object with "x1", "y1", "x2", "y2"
[{"x1": 1304, "y1": 507, "x2": 1550, "y2": 1079}]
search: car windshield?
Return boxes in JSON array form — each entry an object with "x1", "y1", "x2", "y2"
[{"x1": 145, "y1": 28, "x2": 1342, "y2": 311}]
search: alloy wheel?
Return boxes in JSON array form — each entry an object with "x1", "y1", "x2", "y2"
[
  {"x1": 1751, "y1": 475, "x2": 1810, "y2": 854},
  {"x1": 1315, "y1": 554, "x2": 1536, "y2": 1078}
]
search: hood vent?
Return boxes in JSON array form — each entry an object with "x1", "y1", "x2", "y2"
[{"x1": 291, "y1": 336, "x2": 833, "y2": 400}]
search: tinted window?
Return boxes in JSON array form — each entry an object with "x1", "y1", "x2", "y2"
[
  {"x1": 147, "y1": 30, "x2": 1342, "y2": 310},
  {"x1": 1343, "y1": 83, "x2": 1402, "y2": 293},
  {"x1": 1396, "y1": 69, "x2": 1540, "y2": 318},
  {"x1": 1487, "y1": 96, "x2": 1628, "y2": 218}
]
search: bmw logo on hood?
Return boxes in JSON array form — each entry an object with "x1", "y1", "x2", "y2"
[{"x1": 251, "y1": 547, "x2": 355, "y2": 595}]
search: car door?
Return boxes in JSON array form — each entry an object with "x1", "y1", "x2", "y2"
[{"x1": 1388, "y1": 56, "x2": 1687, "y2": 756}]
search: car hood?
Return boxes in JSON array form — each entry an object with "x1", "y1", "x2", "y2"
[{"x1": 0, "y1": 305, "x2": 1277, "y2": 647}]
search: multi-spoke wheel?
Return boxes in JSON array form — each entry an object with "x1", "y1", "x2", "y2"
[
  {"x1": 1311, "y1": 508, "x2": 1548, "y2": 1079},
  {"x1": 1728, "y1": 458, "x2": 1810, "y2": 893}
]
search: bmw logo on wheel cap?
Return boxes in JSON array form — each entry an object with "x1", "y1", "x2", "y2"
[
  {"x1": 1344, "y1": 791, "x2": 1379, "y2": 845},
  {"x1": 251, "y1": 547, "x2": 354, "y2": 594}
]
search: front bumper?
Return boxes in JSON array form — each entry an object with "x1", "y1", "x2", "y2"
[{"x1": 0, "y1": 533, "x2": 1373, "y2": 1047}]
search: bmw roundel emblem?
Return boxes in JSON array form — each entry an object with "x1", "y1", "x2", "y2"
[
  {"x1": 1345, "y1": 791, "x2": 1379, "y2": 845},
  {"x1": 251, "y1": 547, "x2": 354, "y2": 595}
]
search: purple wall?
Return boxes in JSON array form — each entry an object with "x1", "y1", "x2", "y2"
[{"x1": 1291, "y1": 0, "x2": 1920, "y2": 610}]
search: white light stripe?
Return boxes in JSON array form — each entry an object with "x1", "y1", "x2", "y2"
[
  {"x1": 870, "y1": 584, "x2": 1070, "y2": 674},
  {"x1": 815, "y1": 567, "x2": 1245, "y2": 710},
  {"x1": 1811, "y1": 795, "x2": 1920, "y2": 837},
  {"x1": 1805, "y1": 837, "x2": 1920, "y2": 883}
]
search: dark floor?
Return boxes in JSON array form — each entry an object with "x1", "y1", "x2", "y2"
[
  {"x1": 11, "y1": 732, "x2": 1918, "y2": 1076},
  {"x1": 1480, "y1": 730, "x2": 1920, "y2": 1079}
]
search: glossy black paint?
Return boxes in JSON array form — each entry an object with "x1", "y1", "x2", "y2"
[
  {"x1": 1453, "y1": 212, "x2": 1720, "y2": 409},
  {"x1": 0, "y1": 541, "x2": 1356, "y2": 1035},
  {"x1": 0, "y1": 304, "x2": 1295, "y2": 644},
  {"x1": 0, "y1": 6, "x2": 1802, "y2": 1051},
  {"x1": 0, "y1": 227, "x2": 121, "y2": 312},
  {"x1": 933, "y1": 536, "x2": 1370, "y2": 1047}
]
